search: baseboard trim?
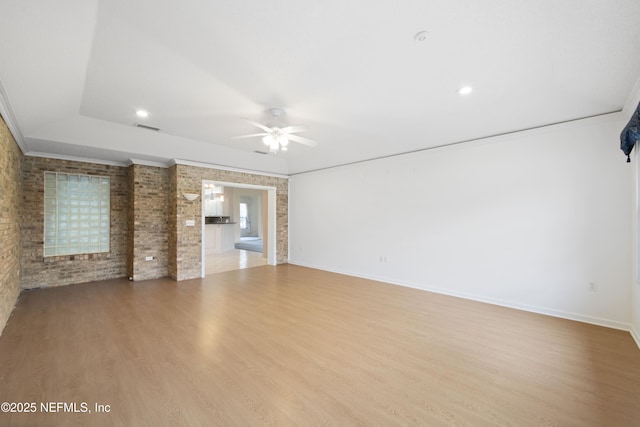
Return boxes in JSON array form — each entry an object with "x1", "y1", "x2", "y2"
[
  {"x1": 631, "y1": 325, "x2": 640, "y2": 350},
  {"x1": 289, "y1": 261, "x2": 632, "y2": 332}
]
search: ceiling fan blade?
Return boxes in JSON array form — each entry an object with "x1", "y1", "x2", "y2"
[
  {"x1": 280, "y1": 124, "x2": 307, "y2": 134},
  {"x1": 288, "y1": 134, "x2": 318, "y2": 147},
  {"x1": 231, "y1": 133, "x2": 268, "y2": 140},
  {"x1": 242, "y1": 118, "x2": 272, "y2": 133}
]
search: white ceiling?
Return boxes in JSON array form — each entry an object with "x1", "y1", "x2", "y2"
[{"x1": 1, "y1": 0, "x2": 640, "y2": 175}]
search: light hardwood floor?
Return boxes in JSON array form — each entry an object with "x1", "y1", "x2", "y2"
[
  {"x1": 205, "y1": 249, "x2": 267, "y2": 275},
  {"x1": 0, "y1": 265, "x2": 639, "y2": 426}
]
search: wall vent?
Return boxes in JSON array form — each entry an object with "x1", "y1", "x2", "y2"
[{"x1": 134, "y1": 123, "x2": 160, "y2": 132}]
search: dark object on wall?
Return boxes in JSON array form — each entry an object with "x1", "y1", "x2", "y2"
[
  {"x1": 621, "y1": 101, "x2": 640, "y2": 162},
  {"x1": 205, "y1": 216, "x2": 231, "y2": 224}
]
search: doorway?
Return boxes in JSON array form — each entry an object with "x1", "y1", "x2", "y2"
[{"x1": 201, "y1": 181, "x2": 276, "y2": 276}]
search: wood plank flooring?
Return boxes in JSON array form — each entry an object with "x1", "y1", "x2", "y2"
[
  {"x1": 0, "y1": 265, "x2": 639, "y2": 426},
  {"x1": 205, "y1": 249, "x2": 267, "y2": 275}
]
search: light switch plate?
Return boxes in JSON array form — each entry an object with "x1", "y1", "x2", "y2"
[{"x1": 186, "y1": 220, "x2": 195, "y2": 227}]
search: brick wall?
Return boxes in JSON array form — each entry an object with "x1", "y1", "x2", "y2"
[
  {"x1": 126, "y1": 166, "x2": 135, "y2": 278},
  {"x1": 129, "y1": 164, "x2": 169, "y2": 281},
  {"x1": 21, "y1": 157, "x2": 129, "y2": 289},
  {"x1": 168, "y1": 166, "x2": 178, "y2": 279},
  {"x1": 0, "y1": 115, "x2": 22, "y2": 334},
  {"x1": 1, "y1": 117, "x2": 290, "y2": 331},
  {"x1": 15, "y1": 151, "x2": 288, "y2": 287},
  {"x1": 171, "y1": 164, "x2": 289, "y2": 281}
]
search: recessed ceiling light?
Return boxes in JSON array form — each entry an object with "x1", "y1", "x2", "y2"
[
  {"x1": 458, "y1": 86, "x2": 473, "y2": 95},
  {"x1": 135, "y1": 109, "x2": 149, "y2": 118},
  {"x1": 414, "y1": 31, "x2": 429, "y2": 42}
]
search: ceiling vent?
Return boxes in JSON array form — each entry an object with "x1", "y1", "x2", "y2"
[{"x1": 134, "y1": 123, "x2": 160, "y2": 132}]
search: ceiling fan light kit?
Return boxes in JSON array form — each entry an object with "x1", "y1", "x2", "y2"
[
  {"x1": 234, "y1": 108, "x2": 317, "y2": 154},
  {"x1": 262, "y1": 129, "x2": 289, "y2": 152}
]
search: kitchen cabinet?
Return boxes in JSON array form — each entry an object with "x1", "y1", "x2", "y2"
[{"x1": 205, "y1": 224, "x2": 236, "y2": 254}]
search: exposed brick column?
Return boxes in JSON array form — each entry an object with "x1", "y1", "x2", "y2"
[
  {"x1": 168, "y1": 166, "x2": 178, "y2": 279},
  {"x1": 129, "y1": 164, "x2": 169, "y2": 281},
  {"x1": 174, "y1": 164, "x2": 202, "y2": 280}
]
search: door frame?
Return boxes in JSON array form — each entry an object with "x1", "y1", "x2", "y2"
[{"x1": 200, "y1": 180, "x2": 277, "y2": 277}]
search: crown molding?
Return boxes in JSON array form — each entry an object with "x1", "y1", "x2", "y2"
[
  {"x1": 24, "y1": 151, "x2": 130, "y2": 167},
  {"x1": 22, "y1": 152, "x2": 291, "y2": 179},
  {"x1": 170, "y1": 158, "x2": 289, "y2": 179},
  {"x1": 291, "y1": 111, "x2": 624, "y2": 176},
  {"x1": 127, "y1": 158, "x2": 173, "y2": 168},
  {"x1": 0, "y1": 79, "x2": 28, "y2": 153}
]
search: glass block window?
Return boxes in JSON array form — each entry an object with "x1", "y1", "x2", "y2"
[{"x1": 43, "y1": 172, "x2": 110, "y2": 257}]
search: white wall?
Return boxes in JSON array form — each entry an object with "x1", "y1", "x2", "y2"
[
  {"x1": 290, "y1": 114, "x2": 633, "y2": 329},
  {"x1": 633, "y1": 275, "x2": 640, "y2": 345},
  {"x1": 632, "y1": 147, "x2": 640, "y2": 345}
]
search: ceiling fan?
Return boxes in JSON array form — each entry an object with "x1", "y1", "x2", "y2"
[{"x1": 232, "y1": 108, "x2": 317, "y2": 153}]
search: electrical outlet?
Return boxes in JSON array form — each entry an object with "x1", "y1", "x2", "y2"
[
  {"x1": 588, "y1": 282, "x2": 597, "y2": 292},
  {"x1": 145, "y1": 256, "x2": 154, "y2": 261}
]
